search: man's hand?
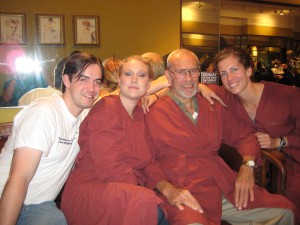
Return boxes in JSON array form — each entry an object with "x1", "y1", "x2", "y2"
[
  {"x1": 234, "y1": 164, "x2": 255, "y2": 210},
  {"x1": 198, "y1": 84, "x2": 227, "y2": 107},
  {"x1": 156, "y1": 180, "x2": 203, "y2": 213}
]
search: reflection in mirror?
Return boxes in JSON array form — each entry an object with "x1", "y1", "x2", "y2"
[
  {"x1": 0, "y1": 47, "x2": 58, "y2": 107},
  {"x1": 181, "y1": 0, "x2": 300, "y2": 69}
]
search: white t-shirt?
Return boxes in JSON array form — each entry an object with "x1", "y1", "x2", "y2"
[{"x1": 0, "y1": 93, "x2": 88, "y2": 204}]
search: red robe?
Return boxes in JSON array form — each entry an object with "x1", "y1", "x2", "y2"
[
  {"x1": 144, "y1": 93, "x2": 296, "y2": 225},
  {"x1": 212, "y1": 81, "x2": 300, "y2": 219},
  {"x1": 61, "y1": 95, "x2": 162, "y2": 225}
]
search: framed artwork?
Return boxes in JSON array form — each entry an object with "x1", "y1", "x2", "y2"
[
  {"x1": 36, "y1": 13, "x2": 65, "y2": 45},
  {"x1": 73, "y1": 15, "x2": 100, "y2": 46},
  {"x1": 0, "y1": 12, "x2": 27, "y2": 45}
]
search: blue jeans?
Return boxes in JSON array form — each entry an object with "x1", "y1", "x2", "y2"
[
  {"x1": 158, "y1": 207, "x2": 170, "y2": 225},
  {"x1": 17, "y1": 201, "x2": 67, "y2": 225}
]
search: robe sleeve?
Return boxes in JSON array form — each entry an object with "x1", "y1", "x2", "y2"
[
  {"x1": 78, "y1": 97, "x2": 138, "y2": 184},
  {"x1": 220, "y1": 106, "x2": 261, "y2": 161},
  {"x1": 144, "y1": 109, "x2": 168, "y2": 190},
  {"x1": 287, "y1": 87, "x2": 300, "y2": 148}
]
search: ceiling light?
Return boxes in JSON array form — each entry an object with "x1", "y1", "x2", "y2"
[{"x1": 279, "y1": 10, "x2": 284, "y2": 15}]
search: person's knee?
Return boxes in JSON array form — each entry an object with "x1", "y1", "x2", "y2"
[
  {"x1": 280, "y1": 209, "x2": 295, "y2": 225},
  {"x1": 18, "y1": 201, "x2": 67, "y2": 225}
]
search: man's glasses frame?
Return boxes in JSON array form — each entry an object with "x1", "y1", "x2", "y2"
[{"x1": 168, "y1": 67, "x2": 200, "y2": 80}]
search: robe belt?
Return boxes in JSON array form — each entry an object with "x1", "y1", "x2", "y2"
[{"x1": 159, "y1": 151, "x2": 219, "y2": 162}]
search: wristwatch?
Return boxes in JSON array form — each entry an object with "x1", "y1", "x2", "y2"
[
  {"x1": 242, "y1": 160, "x2": 256, "y2": 168},
  {"x1": 279, "y1": 137, "x2": 287, "y2": 150}
]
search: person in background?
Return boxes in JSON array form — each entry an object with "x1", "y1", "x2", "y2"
[
  {"x1": 98, "y1": 56, "x2": 121, "y2": 97},
  {"x1": 142, "y1": 52, "x2": 165, "y2": 80},
  {"x1": 213, "y1": 46, "x2": 300, "y2": 220},
  {"x1": 2, "y1": 71, "x2": 47, "y2": 106},
  {"x1": 61, "y1": 55, "x2": 168, "y2": 225},
  {"x1": 144, "y1": 48, "x2": 297, "y2": 225},
  {"x1": 0, "y1": 53, "x2": 103, "y2": 225},
  {"x1": 200, "y1": 56, "x2": 214, "y2": 73},
  {"x1": 18, "y1": 51, "x2": 81, "y2": 106}
]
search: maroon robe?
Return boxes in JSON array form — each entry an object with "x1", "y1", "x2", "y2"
[
  {"x1": 144, "y1": 93, "x2": 296, "y2": 225},
  {"x1": 61, "y1": 95, "x2": 162, "y2": 225},
  {"x1": 213, "y1": 81, "x2": 300, "y2": 219}
]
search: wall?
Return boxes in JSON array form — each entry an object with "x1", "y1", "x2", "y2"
[
  {"x1": 0, "y1": 107, "x2": 23, "y2": 123},
  {"x1": 0, "y1": 0, "x2": 180, "y2": 93}
]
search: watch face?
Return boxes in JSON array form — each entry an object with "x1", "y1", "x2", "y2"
[
  {"x1": 281, "y1": 137, "x2": 287, "y2": 147},
  {"x1": 248, "y1": 161, "x2": 255, "y2": 167}
]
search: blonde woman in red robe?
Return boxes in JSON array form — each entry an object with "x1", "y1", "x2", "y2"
[{"x1": 61, "y1": 55, "x2": 168, "y2": 225}]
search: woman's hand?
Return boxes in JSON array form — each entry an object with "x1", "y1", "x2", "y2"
[
  {"x1": 141, "y1": 95, "x2": 157, "y2": 113},
  {"x1": 255, "y1": 132, "x2": 280, "y2": 149}
]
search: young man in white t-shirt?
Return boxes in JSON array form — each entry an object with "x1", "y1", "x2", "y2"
[{"x1": 0, "y1": 53, "x2": 103, "y2": 225}]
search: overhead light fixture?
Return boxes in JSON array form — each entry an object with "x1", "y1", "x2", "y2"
[
  {"x1": 279, "y1": 10, "x2": 284, "y2": 15},
  {"x1": 252, "y1": 46, "x2": 258, "y2": 57},
  {"x1": 274, "y1": 9, "x2": 277, "y2": 14}
]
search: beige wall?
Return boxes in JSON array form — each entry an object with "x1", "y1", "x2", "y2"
[{"x1": 0, "y1": 0, "x2": 180, "y2": 94}]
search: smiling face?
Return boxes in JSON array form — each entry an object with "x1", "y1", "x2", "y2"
[
  {"x1": 118, "y1": 58, "x2": 151, "y2": 102},
  {"x1": 63, "y1": 63, "x2": 102, "y2": 117},
  {"x1": 217, "y1": 54, "x2": 252, "y2": 95},
  {"x1": 166, "y1": 50, "x2": 199, "y2": 100}
]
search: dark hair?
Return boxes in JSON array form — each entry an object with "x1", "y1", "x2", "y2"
[
  {"x1": 53, "y1": 51, "x2": 82, "y2": 90},
  {"x1": 53, "y1": 57, "x2": 68, "y2": 90},
  {"x1": 62, "y1": 53, "x2": 104, "y2": 93},
  {"x1": 214, "y1": 46, "x2": 252, "y2": 73},
  {"x1": 70, "y1": 50, "x2": 81, "y2": 56},
  {"x1": 201, "y1": 57, "x2": 213, "y2": 72}
]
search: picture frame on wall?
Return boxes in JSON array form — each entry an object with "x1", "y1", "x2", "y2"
[
  {"x1": 0, "y1": 12, "x2": 27, "y2": 45},
  {"x1": 36, "y1": 13, "x2": 65, "y2": 45},
  {"x1": 73, "y1": 15, "x2": 100, "y2": 46}
]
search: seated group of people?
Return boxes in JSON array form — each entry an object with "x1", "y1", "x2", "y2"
[
  {"x1": 253, "y1": 50, "x2": 300, "y2": 87},
  {"x1": 0, "y1": 47, "x2": 299, "y2": 225}
]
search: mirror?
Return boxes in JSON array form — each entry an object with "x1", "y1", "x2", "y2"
[
  {"x1": 181, "y1": 0, "x2": 300, "y2": 68},
  {"x1": 0, "y1": 47, "x2": 58, "y2": 107}
]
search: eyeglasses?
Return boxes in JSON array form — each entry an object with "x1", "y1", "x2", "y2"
[{"x1": 168, "y1": 67, "x2": 200, "y2": 80}]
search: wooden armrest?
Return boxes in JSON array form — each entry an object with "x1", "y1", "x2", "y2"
[{"x1": 261, "y1": 149, "x2": 287, "y2": 195}]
